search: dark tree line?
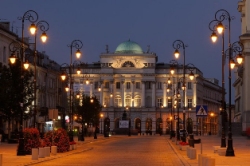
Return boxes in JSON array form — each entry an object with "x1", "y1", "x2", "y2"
[
  {"x1": 0, "y1": 61, "x2": 34, "y2": 138},
  {"x1": 73, "y1": 94, "x2": 102, "y2": 140}
]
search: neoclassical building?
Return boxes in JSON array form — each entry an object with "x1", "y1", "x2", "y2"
[
  {"x1": 235, "y1": 0, "x2": 250, "y2": 134},
  {"x1": 72, "y1": 39, "x2": 222, "y2": 135}
]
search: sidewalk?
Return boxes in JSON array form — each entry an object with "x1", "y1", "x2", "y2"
[
  {"x1": 167, "y1": 135, "x2": 250, "y2": 166},
  {"x1": 0, "y1": 134, "x2": 107, "y2": 166}
]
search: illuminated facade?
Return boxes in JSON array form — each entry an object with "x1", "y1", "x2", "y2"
[{"x1": 73, "y1": 40, "x2": 222, "y2": 135}]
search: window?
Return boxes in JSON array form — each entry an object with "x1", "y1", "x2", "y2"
[
  {"x1": 146, "y1": 81, "x2": 151, "y2": 89},
  {"x1": 188, "y1": 82, "x2": 192, "y2": 89},
  {"x1": 157, "y1": 98, "x2": 162, "y2": 107},
  {"x1": 94, "y1": 82, "x2": 98, "y2": 89},
  {"x1": 188, "y1": 99, "x2": 192, "y2": 109},
  {"x1": 125, "y1": 96, "x2": 131, "y2": 107},
  {"x1": 126, "y1": 82, "x2": 130, "y2": 89},
  {"x1": 134, "y1": 96, "x2": 141, "y2": 107},
  {"x1": 168, "y1": 98, "x2": 172, "y2": 108},
  {"x1": 104, "y1": 82, "x2": 109, "y2": 89},
  {"x1": 122, "y1": 61, "x2": 135, "y2": 67},
  {"x1": 136, "y1": 82, "x2": 140, "y2": 89},
  {"x1": 177, "y1": 82, "x2": 181, "y2": 89},
  {"x1": 178, "y1": 99, "x2": 181, "y2": 108},
  {"x1": 116, "y1": 82, "x2": 120, "y2": 89},
  {"x1": 114, "y1": 97, "x2": 122, "y2": 107},
  {"x1": 157, "y1": 82, "x2": 162, "y2": 89}
]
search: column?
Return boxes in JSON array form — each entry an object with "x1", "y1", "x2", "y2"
[
  {"x1": 122, "y1": 81, "x2": 125, "y2": 107},
  {"x1": 163, "y1": 82, "x2": 167, "y2": 107},
  {"x1": 110, "y1": 81, "x2": 114, "y2": 107},
  {"x1": 100, "y1": 81, "x2": 103, "y2": 106},
  {"x1": 132, "y1": 81, "x2": 134, "y2": 107},
  {"x1": 90, "y1": 82, "x2": 93, "y2": 97},
  {"x1": 152, "y1": 81, "x2": 155, "y2": 107},
  {"x1": 141, "y1": 81, "x2": 145, "y2": 107}
]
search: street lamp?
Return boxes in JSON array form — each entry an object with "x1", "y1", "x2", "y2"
[
  {"x1": 209, "y1": 112, "x2": 214, "y2": 135},
  {"x1": 173, "y1": 39, "x2": 187, "y2": 143},
  {"x1": 100, "y1": 113, "x2": 103, "y2": 134},
  {"x1": 126, "y1": 106, "x2": 131, "y2": 136},
  {"x1": 168, "y1": 59, "x2": 178, "y2": 139},
  {"x1": 8, "y1": 41, "x2": 26, "y2": 156},
  {"x1": 208, "y1": 9, "x2": 243, "y2": 156},
  {"x1": 60, "y1": 40, "x2": 83, "y2": 142},
  {"x1": 27, "y1": 19, "x2": 49, "y2": 128},
  {"x1": 10, "y1": 10, "x2": 39, "y2": 156},
  {"x1": 175, "y1": 90, "x2": 181, "y2": 141},
  {"x1": 208, "y1": 16, "x2": 227, "y2": 148}
]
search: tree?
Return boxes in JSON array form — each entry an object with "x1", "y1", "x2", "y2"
[
  {"x1": 0, "y1": 61, "x2": 34, "y2": 138},
  {"x1": 74, "y1": 94, "x2": 102, "y2": 141}
]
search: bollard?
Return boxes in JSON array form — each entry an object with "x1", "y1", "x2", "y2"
[
  {"x1": 32, "y1": 148, "x2": 38, "y2": 160},
  {"x1": 0, "y1": 154, "x2": 2, "y2": 166},
  {"x1": 202, "y1": 156, "x2": 211, "y2": 166},
  {"x1": 218, "y1": 147, "x2": 226, "y2": 156},
  {"x1": 45, "y1": 147, "x2": 50, "y2": 157},
  {"x1": 198, "y1": 154, "x2": 206, "y2": 166},
  {"x1": 207, "y1": 157, "x2": 215, "y2": 166},
  {"x1": 51, "y1": 146, "x2": 57, "y2": 155},
  {"x1": 39, "y1": 147, "x2": 45, "y2": 158},
  {"x1": 186, "y1": 147, "x2": 190, "y2": 158},
  {"x1": 190, "y1": 148, "x2": 197, "y2": 159}
]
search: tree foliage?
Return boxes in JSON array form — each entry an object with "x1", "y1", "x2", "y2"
[
  {"x1": 74, "y1": 94, "x2": 102, "y2": 126},
  {"x1": 0, "y1": 61, "x2": 34, "y2": 122}
]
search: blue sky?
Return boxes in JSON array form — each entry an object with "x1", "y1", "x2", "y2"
[{"x1": 0, "y1": 0, "x2": 241, "y2": 103}]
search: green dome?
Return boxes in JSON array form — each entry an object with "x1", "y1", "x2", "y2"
[{"x1": 115, "y1": 40, "x2": 143, "y2": 54}]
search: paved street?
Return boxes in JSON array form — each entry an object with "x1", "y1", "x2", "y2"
[{"x1": 1, "y1": 134, "x2": 250, "y2": 166}]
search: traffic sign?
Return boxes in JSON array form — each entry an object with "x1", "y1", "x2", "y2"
[{"x1": 196, "y1": 105, "x2": 208, "y2": 116}]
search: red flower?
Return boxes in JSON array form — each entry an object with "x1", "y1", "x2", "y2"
[{"x1": 179, "y1": 141, "x2": 189, "y2": 146}]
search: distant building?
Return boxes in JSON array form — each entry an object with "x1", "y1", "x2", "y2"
[{"x1": 71, "y1": 39, "x2": 222, "y2": 135}]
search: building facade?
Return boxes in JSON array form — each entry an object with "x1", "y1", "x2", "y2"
[
  {"x1": 72, "y1": 40, "x2": 222, "y2": 135},
  {"x1": 0, "y1": 22, "x2": 65, "y2": 136},
  {"x1": 235, "y1": 0, "x2": 250, "y2": 134}
]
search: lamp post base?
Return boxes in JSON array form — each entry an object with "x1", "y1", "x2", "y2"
[
  {"x1": 17, "y1": 137, "x2": 26, "y2": 156},
  {"x1": 226, "y1": 138, "x2": 235, "y2": 156}
]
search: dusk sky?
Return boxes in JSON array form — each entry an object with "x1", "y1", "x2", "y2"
[{"x1": 0, "y1": 0, "x2": 242, "y2": 103}]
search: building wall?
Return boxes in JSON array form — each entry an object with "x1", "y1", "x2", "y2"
[{"x1": 238, "y1": 0, "x2": 250, "y2": 133}]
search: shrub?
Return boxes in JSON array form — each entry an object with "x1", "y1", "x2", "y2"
[
  {"x1": 43, "y1": 128, "x2": 70, "y2": 153},
  {"x1": 23, "y1": 128, "x2": 41, "y2": 154}
]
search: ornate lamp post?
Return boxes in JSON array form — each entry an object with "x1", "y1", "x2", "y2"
[
  {"x1": 126, "y1": 106, "x2": 131, "y2": 136},
  {"x1": 173, "y1": 40, "x2": 187, "y2": 142},
  {"x1": 28, "y1": 20, "x2": 49, "y2": 128},
  {"x1": 209, "y1": 112, "x2": 214, "y2": 135},
  {"x1": 175, "y1": 89, "x2": 181, "y2": 141},
  {"x1": 100, "y1": 113, "x2": 103, "y2": 134},
  {"x1": 60, "y1": 40, "x2": 83, "y2": 142},
  {"x1": 168, "y1": 59, "x2": 178, "y2": 139},
  {"x1": 208, "y1": 12, "x2": 228, "y2": 148},
  {"x1": 10, "y1": 10, "x2": 39, "y2": 156},
  {"x1": 208, "y1": 9, "x2": 244, "y2": 156},
  {"x1": 8, "y1": 41, "x2": 26, "y2": 155}
]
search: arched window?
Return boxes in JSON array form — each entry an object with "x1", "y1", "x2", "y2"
[
  {"x1": 114, "y1": 95, "x2": 122, "y2": 107},
  {"x1": 125, "y1": 95, "x2": 131, "y2": 107},
  {"x1": 134, "y1": 95, "x2": 141, "y2": 107},
  {"x1": 122, "y1": 61, "x2": 135, "y2": 67}
]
